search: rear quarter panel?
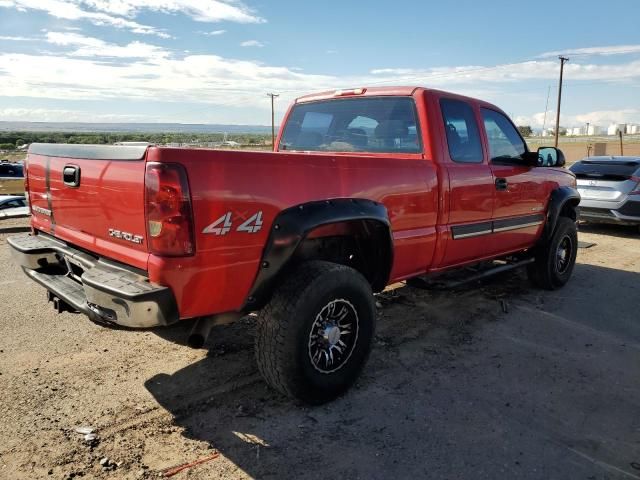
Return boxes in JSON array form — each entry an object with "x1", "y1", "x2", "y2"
[{"x1": 146, "y1": 147, "x2": 439, "y2": 318}]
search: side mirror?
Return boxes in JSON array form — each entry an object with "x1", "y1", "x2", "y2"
[{"x1": 537, "y1": 147, "x2": 566, "y2": 167}]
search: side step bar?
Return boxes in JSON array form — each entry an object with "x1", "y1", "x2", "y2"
[{"x1": 407, "y1": 258, "x2": 535, "y2": 290}]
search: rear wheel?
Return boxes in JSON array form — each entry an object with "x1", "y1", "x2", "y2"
[
  {"x1": 527, "y1": 216, "x2": 578, "y2": 290},
  {"x1": 255, "y1": 261, "x2": 375, "y2": 404}
]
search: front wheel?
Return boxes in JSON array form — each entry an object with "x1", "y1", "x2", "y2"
[
  {"x1": 255, "y1": 261, "x2": 376, "y2": 404},
  {"x1": 527, "y1": 216, "x2": 578, "y2": 290}
]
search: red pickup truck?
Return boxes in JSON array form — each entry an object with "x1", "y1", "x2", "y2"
[{"x1": 9, "y1": 87, "x2": 580, "y2": 403}]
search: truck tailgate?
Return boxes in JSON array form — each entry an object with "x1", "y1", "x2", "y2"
[{"x1": 27, "y1": 144, "x2": 150, "y2": 270}]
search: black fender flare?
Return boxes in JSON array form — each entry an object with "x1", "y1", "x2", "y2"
[
  {"x1": 243, "y1": 198, "x2": 393, "y2": 311},
  {"x1": 543, "y1": 186, "x2": 581, "y2": 242}
]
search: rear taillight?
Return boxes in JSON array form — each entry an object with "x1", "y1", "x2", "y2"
[
  {"x1": 144, "y1": 162, "x2": 195, "y2": 256},
  {"x1": 630, "y1": 175, "x2": 640, "y2": 195}
]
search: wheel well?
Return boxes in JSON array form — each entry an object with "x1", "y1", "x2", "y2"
[
  {"x1": 560, "y1": 198, "x2": 580, "y2": 221},
  {"x1": 291, "y1": 219, "x2": 393, "y2": 292}
]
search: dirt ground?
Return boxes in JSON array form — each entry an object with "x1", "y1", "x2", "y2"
[{"x1": 1, "y1": 221, "x2": 639, "y2": 480}]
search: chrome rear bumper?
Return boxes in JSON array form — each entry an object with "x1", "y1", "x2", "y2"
[{"x1": 8, "y1": 233, "x2": 179, "y2": 328}]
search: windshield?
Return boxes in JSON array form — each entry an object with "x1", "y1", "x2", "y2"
[{"x1": 279, "y1": 97, "x2": 421, "y2": 153}]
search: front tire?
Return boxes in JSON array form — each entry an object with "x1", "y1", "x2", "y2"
[
  {"x1": 255, "y1": 261, "x2": 376, "y2": 404},
  {"x1": 527, "y1": 216, "x2": 578, "y2": 289}
]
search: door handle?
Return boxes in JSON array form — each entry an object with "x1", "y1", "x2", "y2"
[
  {"x1": 495, "y1": 178, "x2": 508, "y2": 191},
  {"x1": 63, "y1": 165, "x2": 81, "y2": 187}
]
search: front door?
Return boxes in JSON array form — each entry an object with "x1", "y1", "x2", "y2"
[{"x1": 481, "y1": 108, "x2": 547, "y2": 254}]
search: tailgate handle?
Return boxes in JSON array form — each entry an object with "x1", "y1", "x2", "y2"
[{"x1": 63, "y1": 165, "x2": 81, "y2": 187}]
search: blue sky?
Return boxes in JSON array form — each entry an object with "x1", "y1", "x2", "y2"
[{"x1": 0, "y1": 0, "x2": 639, "y2": 129}]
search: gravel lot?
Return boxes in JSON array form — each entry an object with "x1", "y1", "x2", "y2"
[{"x1": 1, "y1": 221, "x2": 639, "y2": 480}]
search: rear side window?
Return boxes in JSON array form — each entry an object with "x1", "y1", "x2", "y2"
[
  {"x1": 440, "y1": 98, "x2": 484, "y2": 163},
  {"x1": 481, "y1": 108, "x2": 526, "y2": 160},
  {"x1": 279, "y1": 97, "x2": 421, "y2": 153}
]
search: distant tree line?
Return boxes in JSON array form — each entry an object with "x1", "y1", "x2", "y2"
[
  {"x1": 0, "y1": 131, "x2": 272, "y2": 148},
  {"x1": 517, "y1": 126, "x2": 533, "y2": 137}
]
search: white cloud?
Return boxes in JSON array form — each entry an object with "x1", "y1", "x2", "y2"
[
  {"x1": 539, "y1": 45, "x2": 640, "y2": 58},
  {"x1": 572, "y1": 109, "x2": 640, "y2": 126},
  {"x1": 1, "y1": 51, "x2": 639, "y2": 114},
  {"x1": 201, "y1": 29, "x2": 226, "y2": 36},
  {"x1": 0, "y1": 0, "x2": 264, "y2": 38},
  {"x1": 0, "y1": 0, "x2": 166, "y2": 36},
  {"x1": 45, "y1": 31, "x2": 168, "y2": 58},
  {"x1": 80, "y1": 0, "x2": 264, "y2": 23},
  {"x1": 367, "y1": 59, "x2": 640, "y2": 85},
  {"x1": 0, "y1": 51, "x2": 336, "y2": 111},
  {"x1": 0, "y1": 35, "x2": 35, "y2": 41},
  {"x1": 240, "y1": 40, "x2": 264, "y2": 48}
]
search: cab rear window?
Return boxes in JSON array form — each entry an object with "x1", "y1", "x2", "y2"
[{"x1": 279, "y1": 97, "x2": 421, "y2": 153}]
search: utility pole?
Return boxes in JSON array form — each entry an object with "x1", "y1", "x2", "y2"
[
  {"x1": 554, "y1": 56, "x2": 569, "y2": 148},
  {"x1": 266, "y1": 93, "x2": 279, "y2": 149},
  {"x1": 619, "y1": 130, "x2": 624, "y2": 155}
]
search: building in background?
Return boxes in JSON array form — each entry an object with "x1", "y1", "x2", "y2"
[
  {"x1": 563, "y1": 125, "x2": 603, "y2": 136},
  {"x1": 608, "y1": 123, "x2": 627, "y2": 135},
  {"x1": 586, "y1": 124, "x2": 602, "y2": 135}
]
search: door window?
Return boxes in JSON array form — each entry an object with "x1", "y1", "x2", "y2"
[
  {"x1": 440, "y1": 98, "x2": 484, "y2": 163},
  {"x1": 481, "y1": 108, "x2": 526, "y2": 161}
]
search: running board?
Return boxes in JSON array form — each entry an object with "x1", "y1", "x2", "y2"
[{"x1": 407, "y1": 258, "x2": 535, "y2": 290}]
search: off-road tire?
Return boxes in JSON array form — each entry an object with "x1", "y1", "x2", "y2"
[
  {"x1": 527, "y1": 216, "x2": 578, "y2": 290},
  {"x1": 255, "y1": 261, "x2": 376, "y2": 404}
]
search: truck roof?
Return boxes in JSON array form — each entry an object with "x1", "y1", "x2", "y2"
[{"x1": 295, "y1": 86, "x2": 493, "y2": 107}]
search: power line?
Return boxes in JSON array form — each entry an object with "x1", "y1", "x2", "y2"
[{"x1": 541, "y1": 85, "x2": 551, "y2": 134}]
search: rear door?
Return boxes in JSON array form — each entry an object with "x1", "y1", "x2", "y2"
[
  {"x1": 481, "y1": 108, "x2": 547, "y2": 254},
  {"x1": 437, "y1": 97, "x2": 495, "y2": 266},
  {"x1": 26, "y1": 144, "x2": 150, "y2": 270}
]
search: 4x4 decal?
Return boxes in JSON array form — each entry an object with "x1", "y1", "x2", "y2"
[{"x1": 203, "y1": 211, "x2": 263, "y2": 235}]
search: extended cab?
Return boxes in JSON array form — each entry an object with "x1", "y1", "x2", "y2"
[{"x1": 9, "y1": 87, "x2": 580, "y2": 403}]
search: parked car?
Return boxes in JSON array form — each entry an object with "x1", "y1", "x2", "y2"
[
  {"x1": 0, "y1": 195, "x2": 29, "y2": 218},
  {"x1": 8, "y1": 86, "x2": 580, "y2": 403},
  {"x1": 0, "y1": 162, "x2": 25, "y2": 195},
  {"x1": 570, "y1": 156, "x2": 640, "y2": 231}
]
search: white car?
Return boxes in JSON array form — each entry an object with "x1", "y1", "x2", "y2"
[{"x1": 0, "y1": 195, "x2": 29, "y2": 218}]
